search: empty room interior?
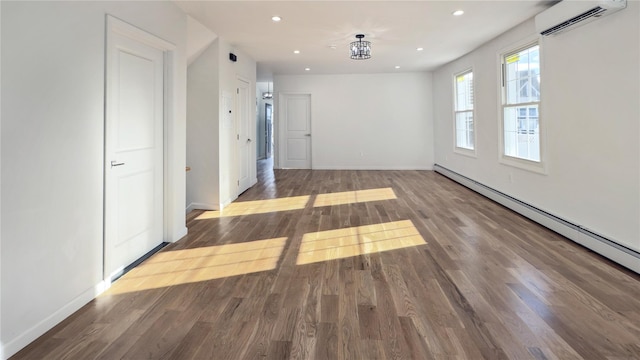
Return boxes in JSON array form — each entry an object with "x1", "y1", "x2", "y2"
[{"x1": 1, "y1": 0, "x2": 639, "y2": 359}]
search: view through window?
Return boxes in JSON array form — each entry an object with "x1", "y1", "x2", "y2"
[
  {"x1": 502, "y1": 44, "x2": 541, "y2": 162},
  {"x1": 454, "y1": 70, "x2": 474, "y2": 150}
]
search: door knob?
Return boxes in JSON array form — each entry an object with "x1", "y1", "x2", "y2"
[
  {"x1": 247, "y1": 138, "x2": 252, "y2": 142},
  {"x1": 110, "y1": 161, "x2": 125, "y2": 167},
  {"x1": 304, "y1": 134, "x2": 311, "y2": 137}
]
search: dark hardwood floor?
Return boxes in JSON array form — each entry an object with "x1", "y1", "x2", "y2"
[{"x1": 12, "y1": 158, "x2": 640, "y2": 359}]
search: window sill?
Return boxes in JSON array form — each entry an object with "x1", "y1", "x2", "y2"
[
  {"x1": 499, "y1": 154, "x2": 546, "y2": 175},
  {"x1": 454, "y1": 147, "x2": 477, "y2": 158}
]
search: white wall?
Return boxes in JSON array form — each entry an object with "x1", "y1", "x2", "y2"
[
  {"x1": 186, "y1": 15, "x2": 217, "y2": 66},
  {"x1": 218, "y1": 40, "x2": 257, "y2": 206},
  {"x1": 186, "y1": 37, "x2": 256, "y2": 211},
  {"x1": 187, "y1": 41, "x2": 220, "y2": 211},
  {"x1": 433, "y1": 5, "x2": 639, "y2": 252},
  {"x1": 274, "y1": 73, "x2": 434, "y2": 170},
  {"x1": 1, "y1": 1, "x2": 188, "y2": 358}
]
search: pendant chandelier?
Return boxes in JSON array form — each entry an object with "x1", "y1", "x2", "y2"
[
  {"x1": 262, "y1": 82, "x2": 272, "y2": 100},
  {"x1": 350, "y1": 34, "x2": 371, "y2": 60}
]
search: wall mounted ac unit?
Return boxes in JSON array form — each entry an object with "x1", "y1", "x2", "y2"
[{"x1": 535, "y1": 0, "x2": 626, "y2": 36}]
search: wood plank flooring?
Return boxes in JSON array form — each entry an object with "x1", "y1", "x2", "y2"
[{"x1": 12, "y1": 159, "x2": 640, "y2": 359}]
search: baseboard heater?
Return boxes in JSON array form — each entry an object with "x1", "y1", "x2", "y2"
[{"x1": 434, "y1": 164, "x2": 640, "y2": 275}]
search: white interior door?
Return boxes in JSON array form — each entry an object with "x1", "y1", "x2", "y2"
[
  {"x1": 237, "y1": 78, "x2": 252, "y2": 194},
  {"x1": 105, "y1": 20, "x2": 165, "y2": 279},
  {"x1": 281, "y1": 94, "x2": 311, "y2": 169}
]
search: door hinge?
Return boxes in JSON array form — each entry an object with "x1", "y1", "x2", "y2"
[
  {"x1": 237, "y1": 134, "x2": 240, "y2": 140},
  {"x1": 237, "y1": 88, "x2": 239, "y2": 94},
  {"x1": 237, "y1": 180, "x2": 239, "y2": 186}
]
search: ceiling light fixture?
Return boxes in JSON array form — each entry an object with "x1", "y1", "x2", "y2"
[
  {"x1": 416, "y1": 47, "x2": 424, "y2": 51},
  {"x1": 395, "y1": 65, "x2": 401, "y2": 69},
  {"x1": 262, "y1": 82, "x2": 273, "y2": 99},
  {"x1": 452, "y1": 10, "x2": 464, "y2": 16},
  {"x1": 350, "y1": 34, "x2": 371, "y2": 60},
  {"x1": 293, "y1": 50, "x2": 300, "y2": 54},
  {"x1": 305, "y1": 67, "x2": 311, "y2": 71},
  {"x1": 271, "y1": 16, "x2": 282, "y2": 22}
]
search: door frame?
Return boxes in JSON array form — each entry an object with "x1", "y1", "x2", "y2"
[
  {"x1": 104, "y1": 15, "x2": 176, "y2": 283},
  {"x1": 277, "y1": 93, "x2": 312, "y2": 169},
  {"x1": 265, "y1": 103, "x2": 273, "y2": 159},
  {"x1": 235, "y1": 76, "x2": 256, "y2": 196}
]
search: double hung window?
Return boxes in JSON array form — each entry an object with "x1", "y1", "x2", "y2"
[
  {"x1": 502, "y1": 43, "x2": 541, "y2": 162},
  {"x1": 454, "y1": 70, "x2": 474, "y2": 151}
]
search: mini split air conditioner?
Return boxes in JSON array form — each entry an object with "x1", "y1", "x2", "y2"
[{"x1": 535, "y1": 0, "x2": 627, "y2": 36}]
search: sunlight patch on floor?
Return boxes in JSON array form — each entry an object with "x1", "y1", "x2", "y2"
[
  {"x1": 105, "y1": 237, "x2": 287, "y2": 295},
  {"x1": 195, "y1": 196, "x2": 310, "y2": 219},
  {"x1": 296, "y1": 220, "x2": 426, "y2": 265},
  {"x1": 313, "y1": 187, "x2": 397, "y2": 207}
]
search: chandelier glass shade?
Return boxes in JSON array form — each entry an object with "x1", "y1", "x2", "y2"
[
  {"x1": 262, "y1": 82, "x2": 272, "y2": 99},
  {"x1": 350, "y1": 34, "x2": 371, "y2": 60}
]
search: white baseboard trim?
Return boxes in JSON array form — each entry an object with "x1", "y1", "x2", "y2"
[
  {"x1": 434, "y1": 164, "x2": 640, "y2": 274},
  {"x1": 3, "y1": 282, "x2": 104, "y2": 359},
  {"x1": 220, "y1": 199, "x2": 232, "y2": 209},
  {"x1": 174, "y1": 226, "x2": 188, "y2": 242},
  {"x1": 186, "y1": 202, "x2": 218, "y2": 214}
]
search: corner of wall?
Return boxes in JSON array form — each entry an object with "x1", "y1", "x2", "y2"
[
  {"x1": 186, "y1": 15, "x2": 217, "y2": 66},
  {"x1": 186, "y1": 39, "x2": 221, "y2": 209}
]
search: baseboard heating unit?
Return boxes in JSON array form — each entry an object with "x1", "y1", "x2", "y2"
[{"x1": 434, "y1": 164, "x2": 640, "y2": 275}]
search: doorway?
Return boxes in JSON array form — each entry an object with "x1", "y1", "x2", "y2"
[
  {"x1": 280, "y1": 94, "x2": 312, "y2": 169},
  {"x1": 237, "y1": 77, "x2": 253, "y2": 194},
  {"x1": 265, "y1": 103, "x2": 273, "y2": 159},
  {"x1": 104, "y1": 16, "x2": 173, "y2": 281}
]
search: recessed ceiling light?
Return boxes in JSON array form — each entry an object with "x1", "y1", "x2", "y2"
[
  {"x1": 416, "y1": 47, "x2": 424, "y2": 51},
  {"x1": 395, "y1": 65, "x2": 401, "y2": 69},
  {"x1": 293, "y1": 50, "x2": 300, "y2": 54},
  {"x1": 329, "y1": 45, "x2": 337, "y2": 50},
  {"x1": 305, "y1": 67, "x2": 311, "y2": 71},
  {"x1": 271, "y1": 16, "x2": 282, "y2": 22},
  {"x1": 452, "y1": 10, "x2": 464, "y2": 16}
]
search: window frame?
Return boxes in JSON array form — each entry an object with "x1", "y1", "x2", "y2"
[
  {"x1": 498, "y1": 37, "x2": 546, "y2": 174},
  {"x1": 453, "y1": 68, "x2": 476, "y2": 157}
]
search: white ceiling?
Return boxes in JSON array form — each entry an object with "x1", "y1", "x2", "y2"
[{"x1": 175, "y1": 1, "x2": 555, "y2": 81}]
